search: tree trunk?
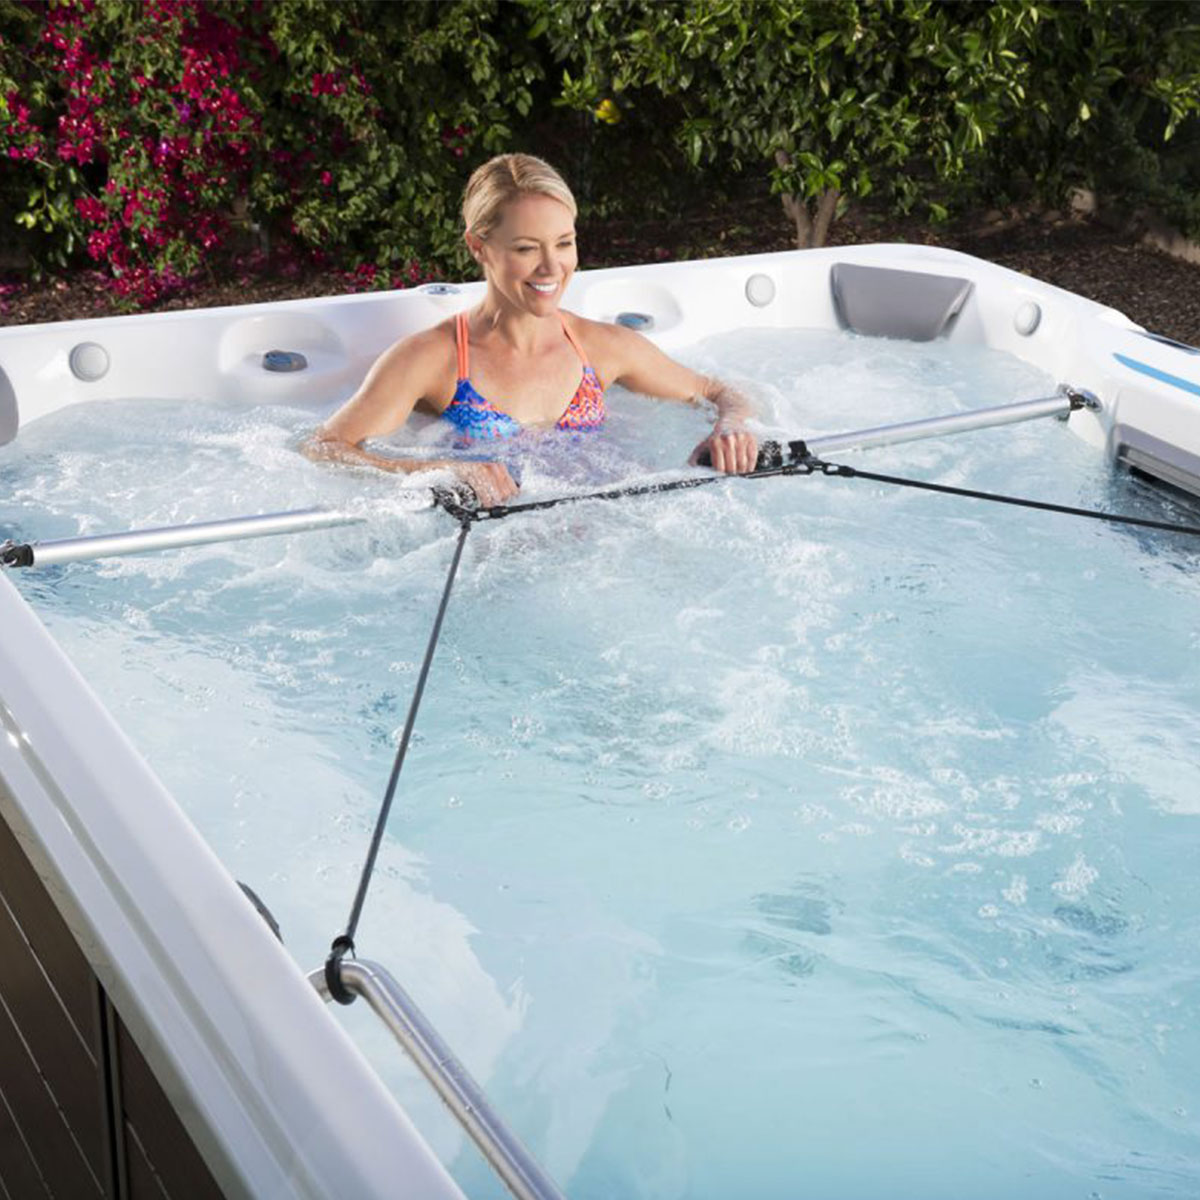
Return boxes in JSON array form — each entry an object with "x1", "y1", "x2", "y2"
[
  {"x1": 774, "y1": 150, "x2": 841, "y2": 249},
  {"x1": 812, "y1": 187, "x2": 841, "y2": 248},
  {"x1": 780, "y1": 190, "x2": 814, "y2": 248}
]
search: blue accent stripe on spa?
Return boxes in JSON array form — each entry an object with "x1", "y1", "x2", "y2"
[{"x1": 1114, "y1": 353, "x2": 1200, "y2": 399}]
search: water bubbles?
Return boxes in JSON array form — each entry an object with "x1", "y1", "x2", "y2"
[
  {"x1": 837, "y1": 822, "x2": 872, "y2": 838},
  {"x1": 509, "y1": 713, "x2": 543, "y2": 743},
  {"x1": 1002, "y1": 875, "x2": 1028, "y2": 906},
  {"x1": 899, "y1": 844, "x2": 935, "y2": 868},
  {"x1": 1051, "y1": 853, "x2": 1100, "y2": 901}
]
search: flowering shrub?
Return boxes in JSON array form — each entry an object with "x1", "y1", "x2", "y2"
[
  {"x1": 0, "y1": 0, "x2": 544, "y2": 305},
  {"x1": 4, "y1": 0, "x2": 1198, "y2": 308}
]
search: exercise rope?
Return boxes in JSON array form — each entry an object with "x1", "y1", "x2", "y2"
[
  {"x1": 324, "y1": 513, "x2": 473, "y2": 1003},
  {"x1": 438, "y1": 441, "x2": 1200, "y2": 538},
  {"x1": 325, "y1": 438, "x2": 1200, "y2": 1002}
]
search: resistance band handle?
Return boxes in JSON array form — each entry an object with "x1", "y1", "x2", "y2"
[{"x1": 694, "y1": 440, "x2": 784, "y2": 472}]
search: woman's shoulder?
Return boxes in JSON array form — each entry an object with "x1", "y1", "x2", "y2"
[
  {"x1": 399, "y1": 314, "x2": 458, "y2": 357},
  {"x1": 561, "y1": 307, "x2": 704, "y2": 399},
  {"x1": 356, "y1": 315, "x2": 458, "y2": 404},
  {"x1": 371, "y1": 315, "x2": 456, "y2": 373},
  {"x1": 561, "y1": 309, "x2": 646, "y2": 361}
]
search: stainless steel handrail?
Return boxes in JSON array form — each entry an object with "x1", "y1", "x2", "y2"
[
  {"x1": 308, "y1": 958, "x2": 564, "y2": 1200},
  {"x1": 3, "y1": 507, "x2": 365, "y2": 568},
  {"x1": 802, "y1": 391, "x2": 1082, "y2": 457}
]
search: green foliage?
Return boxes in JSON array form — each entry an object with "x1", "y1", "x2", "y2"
[
  {"x1": 2, "y1": 0, "x2": 1199, "y2": 301},
  {"x1": 971, "y1": 0, "x2": 1200, "y2": 236},
  {"x1": 532, "y1": 0, "x2": 1034, "y2": 246},
  {"x1": 533, "y1": 0, "x2": 1200, "y2": 246},
  {"x1": 0, "y1": 0, "x2": 547, "y2": 300},
  {"x1": 255, "y1": 0, "x2": 546, "y2": 278}
]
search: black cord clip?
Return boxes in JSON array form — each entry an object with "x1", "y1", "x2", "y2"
[
  {"x1": 817, "y1": 460, "x2": 857, "y2": 478},
  {"x1": 0, "y1": 540, "x2": 34, "y2": 569},
  {"x1": 431, "y1": 485, "x2": 480, "y2": 525},
  {"x1": 324, "y1": 935, "x2": 358, "y2": 1006}
]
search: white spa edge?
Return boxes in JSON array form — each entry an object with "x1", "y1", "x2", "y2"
[{"x1": 2, "y1": 243, "x2": 1199, "y2": 1196}]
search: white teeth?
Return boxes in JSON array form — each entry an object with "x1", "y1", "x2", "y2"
[{"x1": 528, "y1": 282, "x2": 557, "y2": 293}]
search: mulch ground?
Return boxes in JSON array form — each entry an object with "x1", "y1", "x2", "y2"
[{"x1": 3, "y1": 194, "x2": 1199, "y2": 346}]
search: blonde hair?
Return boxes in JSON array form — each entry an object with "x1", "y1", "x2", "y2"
[{"x1": 462, "y1": 153, "x2": 577, "y2": 241}]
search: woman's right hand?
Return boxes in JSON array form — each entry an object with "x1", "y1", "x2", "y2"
[{"x1": 446, "y1": 460, "x2": 520, "y2": 507}]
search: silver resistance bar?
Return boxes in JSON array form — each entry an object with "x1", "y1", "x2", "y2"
[
  {"x1": 800, "y1": 390, "x2": 1082, "y2": 458},
  {"x1": 2, "y1": 507, "x2": 365, "y2": 568},
  {"x1": 308, "y1": 959, "x2": 564, "y2": 1200}
]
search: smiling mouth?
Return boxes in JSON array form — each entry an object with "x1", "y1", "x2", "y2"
[{"x1": 527, "y1": 281, "x2": 558, "y2": 294}]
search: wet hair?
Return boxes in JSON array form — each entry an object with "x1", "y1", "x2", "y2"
[{"x1": 462, "y1": 153, "x2": 577, "y2": 241}]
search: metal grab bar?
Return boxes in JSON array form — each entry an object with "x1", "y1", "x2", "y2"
[
  {"x1": 799, "y1": 390, "x2": 1090, "y2": 458},
  {"x1": 307, "y1": 958, "x2": 564, "y2": 1200},
  {"x1": 1, "y1": 507, "x2": 365, "y2": 568}
]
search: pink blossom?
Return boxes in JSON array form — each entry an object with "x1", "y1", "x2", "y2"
[
  {"x1": 75, "y1": 196, "x2": 106, "y2": 222},
  {"x1": 310, "y1": 72, "x2": 344, "y2": 97}
]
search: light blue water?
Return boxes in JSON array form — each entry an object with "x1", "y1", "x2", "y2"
[{"x1": 3, "y1": 328, "x2": 1200, "y2": 1198}]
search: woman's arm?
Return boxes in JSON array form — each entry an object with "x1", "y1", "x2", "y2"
[
  {"x1": 303, "y1": 327, "x2": 443, "y2": 455},
  {"x1": 301, "y1": 326, "x2": 519, "y2": 506},
  {"x1": 593, "y1": 321, "x2": 759, "y2": 474},
  {"x1": 688, "y1": 375, "x2": 759, "y2": 473}
]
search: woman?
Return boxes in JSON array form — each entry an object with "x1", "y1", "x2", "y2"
[{"x1": 304, "y1": 154, "x2": 758, "y2": 506}]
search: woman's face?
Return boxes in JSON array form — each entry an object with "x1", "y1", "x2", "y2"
[{"x1": 468, "y1": 193, "x2": 578, "y2": 316}]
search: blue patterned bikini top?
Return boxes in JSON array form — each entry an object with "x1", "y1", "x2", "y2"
[{"x1": 442, "y1": 312, "x2": 606, "y2": 441}]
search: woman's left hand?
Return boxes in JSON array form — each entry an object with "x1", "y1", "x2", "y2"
[{"x1": 689, "y1": 425, "x2": 759, "y2": 474}]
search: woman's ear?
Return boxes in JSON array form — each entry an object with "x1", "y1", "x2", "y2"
[{"x1": 464, "y1": 231, "x2": 484, "y2": 262}]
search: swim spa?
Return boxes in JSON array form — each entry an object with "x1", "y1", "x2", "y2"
[{"x1": 2, "y1": 245, "x2": 1199, "y2": 1198}]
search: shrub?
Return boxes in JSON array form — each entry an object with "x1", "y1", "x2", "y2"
[
  {"x1": 532, "y1": 0, "x2": 1032, "y2": 247},
  {"x1": 972, "y1": 0, "x2": 1200, "y2": 236},
  {"x1": 533, "y1": 0, "x2": 1200, "y2": 247},
  {"x1": 3, "y1": 0, "x2": 1199, "y2": 306},
  {"x1": 0, "y1": 0, "x2": 545, "y2": 305}
]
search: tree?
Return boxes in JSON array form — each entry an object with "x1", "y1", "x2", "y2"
[
  {"x1": 975, "y1": 0, "x2": 1200, "y2": 236},
  {"x1": 533, "y1": 0, "x2": 1032, "y2": 247}
]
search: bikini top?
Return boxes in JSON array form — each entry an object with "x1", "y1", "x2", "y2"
[{"x1": 442, "y1": 312, "x2": 607, "y2": 440}]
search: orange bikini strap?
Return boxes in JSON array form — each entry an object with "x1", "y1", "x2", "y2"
[
  {"x1": 455, "y1": 312, "x2": 470, "y2": 380},
  {"x1": 559, "y1": 313, "x2": 589, "y2": 366}
]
